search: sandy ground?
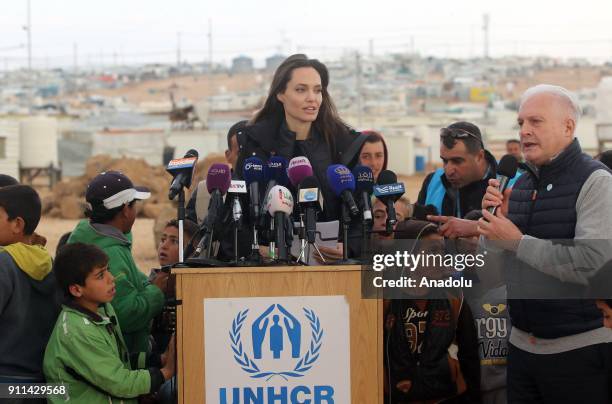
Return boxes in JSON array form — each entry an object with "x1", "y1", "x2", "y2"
[{"x1": 38, "y1": 217, "x2": 159, "y2": 274}]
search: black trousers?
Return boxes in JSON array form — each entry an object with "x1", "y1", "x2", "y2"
[{"x1": 507, "y1": 342, "x2": 612, "y2": 404}]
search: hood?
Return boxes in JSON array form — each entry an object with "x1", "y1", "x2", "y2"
[
  {"x1": 1, "y1": 242, "x2": 52, "y2": 281},
  {"x1": 68, "y1": 219, "x2": 132, "y2": 250}
]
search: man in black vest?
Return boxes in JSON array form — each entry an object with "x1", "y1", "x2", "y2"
[{"x1": 478, "y1": 84, "x2": 612, "y2": 403}]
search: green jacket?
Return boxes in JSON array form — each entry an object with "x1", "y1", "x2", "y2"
[
  {"x1": 43, "y1": 302, "x2": 163, "y2": 403},
  {"x1": 67, "y1": 220, "x2": 164, "y2": 353}
]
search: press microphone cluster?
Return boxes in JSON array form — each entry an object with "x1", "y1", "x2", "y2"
[{"x1": 172, "y1": 150, "x2": 407, "y2": 266}]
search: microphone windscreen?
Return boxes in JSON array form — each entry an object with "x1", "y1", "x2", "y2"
[
  {"x1": 353, "y1": 165, "x2": 374, "y2": 194},
  {"x1": 206, "y1": 163, "x2": 231, "y2": 195},
  {"x1": 497, "y1": 154, "x2": 519, "y2": 178},
  {"x1": 326, "y1": 164, "x2": 355, "y2": 196},
  {"x1": 264, "y1": 185, "x2": 294, "y2": 215},
  {"x1": 287, "y1": 156, "x2": 314, "y2": 186},
  {"x1": 243, "y1": 156, "x2": 265, "y2": 185},
  {"x1": 377, "y1": 169, "x2": 397, "y2": 185},
  {"x1": 268, "y1": 156, "x2": 289, "y2": 186}
]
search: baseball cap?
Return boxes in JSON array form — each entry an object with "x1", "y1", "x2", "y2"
[{"x1": 86, "y1": 171, "x2": 150, "y2": 210}]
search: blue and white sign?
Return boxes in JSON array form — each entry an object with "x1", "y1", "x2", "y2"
[{"x1": 204, "y1": 296, "x2": 350, "y2": 403}]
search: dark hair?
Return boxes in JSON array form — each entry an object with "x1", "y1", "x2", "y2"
[
  {"x1": 394, "y1": 220, "x2": 438, "y2": 240},
  {"x1": 506, "y1": 139, "x2": 520, "y2": 146},
  {"x1": 360, "y1": 130, "x2": 389, "y2": 172},
  {"x1": 597, "y1": 150, "x2": 612, "y2": 170},
  {"x1": 441, "y1": 121, "x2": 483, "y2": 154},
  {"x1": 56, "y1": 232, "x2": 72, "y2": 256},
  {"x1": 251, "y1": 54, "x2": 349, "y2": 157},
  {"x1": 54, "y1": 243, "x2": 109, "y2": 298},
  {"x1": 165, "y1": 218, "x2": 199, "y2": 239},
  {"x1": 86, "y1": 200, "x2": 135, "y2": 224},
  {"x1": 0, "y1": 185, "x2": 41, "y2": 235},
  {"x1": 0, "y1": 174, "x2": 18, "y2": 187},
  {"x1": 227, "y1": 120, "x2": 247, "y2": 150}
]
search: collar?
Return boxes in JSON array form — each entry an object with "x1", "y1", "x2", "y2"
[
  {"x1": 90, "y1": 222, "x2": 131, "y2": 245},
  {"x1": 64, "y1": 300, "x2": 110, "y2": 324},
  {"x1": 536, "y1": 138, "x2": 582, "y2": 178}
]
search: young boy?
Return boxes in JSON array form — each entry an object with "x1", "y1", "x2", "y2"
[
  {"x1": 157, "y1": 218, "x2": 199, "y2": 267},
  {"x1": 44, "y1": 243, "x2": 175, "y2": 403},
  {"x1": 68, "y1": 171, "x2": 167, "y2": 354},
  {"x1": 0, "y1": 185, "x2": 60, "y2": 390}
]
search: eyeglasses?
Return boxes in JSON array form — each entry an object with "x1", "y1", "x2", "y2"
[{"x1": 440, "y1": 127, "x2": 484, "y2": 148}]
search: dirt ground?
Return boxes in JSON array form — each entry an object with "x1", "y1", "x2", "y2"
[{"x1": 38, "y1": 217, "x2": 159, "y2": 274}]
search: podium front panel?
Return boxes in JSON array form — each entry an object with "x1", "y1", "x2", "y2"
[{"x1": 173, "y1": 265, "x2": 382, "y2": 404}]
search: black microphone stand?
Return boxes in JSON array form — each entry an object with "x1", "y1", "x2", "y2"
[{"x1": 332, "y1": 203, "x2": 361, "y2": 265}]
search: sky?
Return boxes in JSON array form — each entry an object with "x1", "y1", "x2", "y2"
[{"x1": 1, "y1": 0, "x2": 612, "y2": 70}]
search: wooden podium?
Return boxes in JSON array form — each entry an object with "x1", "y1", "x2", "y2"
[{"x1": 172, "y1": 265, "x2": 383, "y2": 404}]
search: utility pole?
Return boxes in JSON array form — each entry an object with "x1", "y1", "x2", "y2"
[
  {"x1": 483, "y1": 13, "x2": 490, "y2": 59},
  {"x1": 208, "y1": 19, "x2": 213, "y2": 71},
  {"x1": 177, "y1": 31, "x2": 182, "y2": 67},
  {"x1": 73, "y1": 42, "x2": 78, "y2": 73},
  {"x1": 369, "y1": 39, "x2": 374, "y2": 58},
  {"x1": 26, "y1": 0, "x2": 32, "y2": 71},
  {"x1": 355, "y1": 52, "x2": 363, "y2": 128}
]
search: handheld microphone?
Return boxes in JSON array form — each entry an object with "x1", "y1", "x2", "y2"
[
  {"x1": 488, "y1": 154, "x2": 519, "y2": 215},
  {"x1": 265, "y1": 185, "x2": 294, "y2": 263},
  {"x1": 167, "y1": 149, "x2": 199, "y2": 200},
  {"x1": 374, "y1": 170, "x2": 405, "y2": 234},
  {"x1": 288, "y1": 156, "x2": 314, "y2": 188},
  {"x1": 243, "y1": 156, "x2": 265, "y2": 223},
  {"x1": 326, "y1": 164, "x2": 359, "y2": 217},
  {"x1": 298, "y1": 176, "x2": 322, "y2": 244},
  {"x1": 353, "y1": 165, "x2": 374, "y2": 223}
]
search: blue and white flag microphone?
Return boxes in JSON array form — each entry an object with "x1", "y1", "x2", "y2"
[
  {"x1": 374, "y1": 170, "x2": 405, "y2": 234},
  {"x1": 167, "y1": 149, "x2": 199, "y2": 200}
]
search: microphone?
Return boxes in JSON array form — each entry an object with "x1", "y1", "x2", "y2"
[
  {"x1": 228, "y1": 179, "x2": 247, "y2": 263},
  {"x1": 243, "y1": 156, "x2": 265, "y2": 223},
  {"x1": 488, "y1": 154, "x2": 519, "y2": 215},
  {"x1": 298, "y1": 176, "x2": 322, "y2": 244},
  {"x1": 167, "y1": 149, "x2": 199, "y2": 200},
  {"x1": 288, "y1": 156, "x2": 314, "y2": 188},
  {"x1": 190, "y1": 163, "x2": 231, "y2": 261},
  {"x1": 353, "y1": 165, "x2": 374, "y2": 223},
  {"x1": 326, "y1": 164, "x2": 359, "y2": 217},
  {"x1": 228, "y1": 180, "x2": 247, "y2": 223},
  {"x1": 374, "y1": 170, "x2": 405, "y2": 234},
  {"x1": 266, "y1": 156, "x2": 289, "y2": 188},
  {"x1": 264, "y1": 185, "x2": 294, "y2": 263}
]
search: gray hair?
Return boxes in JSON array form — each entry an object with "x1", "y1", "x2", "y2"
[{"x1": 520, "y1": 84, "x2": 582, "y2": 123}]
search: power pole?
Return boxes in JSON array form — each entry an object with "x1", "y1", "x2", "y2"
[
  {"x1": 483, "y1": 13, "x2": 490, "y2": 59},
  {"x1": 177, "y1": 31, "x2": 182, "y2": 67},
  {"x1": 26, "y1": 0, "x2": 32, "y2": 71},
  {"x1": 73, "y1": 42, "x2": 78, "y2": 73},
  {"x1": 208, "y1": 19, "x2": 213, "y2": 71},
  {"x1": 355, "y1": 52, "x2": 363, "y2": 128}
]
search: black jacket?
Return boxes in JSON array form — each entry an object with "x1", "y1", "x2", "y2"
[
  {"x1": 384, "y1": 295, "x2": 481, "y2": 403},
  {"x1": 417, "y1": 150, "x2": 498, "y2": 218},
  {"x1": 235, "y1": 117, "x2": 367, "y2": 222}
]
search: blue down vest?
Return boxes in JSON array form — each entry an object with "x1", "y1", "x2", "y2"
[{"x1": 506, "y1": 139, "x2": 607, "y2": 338}]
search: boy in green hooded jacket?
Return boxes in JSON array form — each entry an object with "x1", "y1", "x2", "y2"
[{"x1": 43, "y1": 242, "x2": 175, "y2": 403}]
